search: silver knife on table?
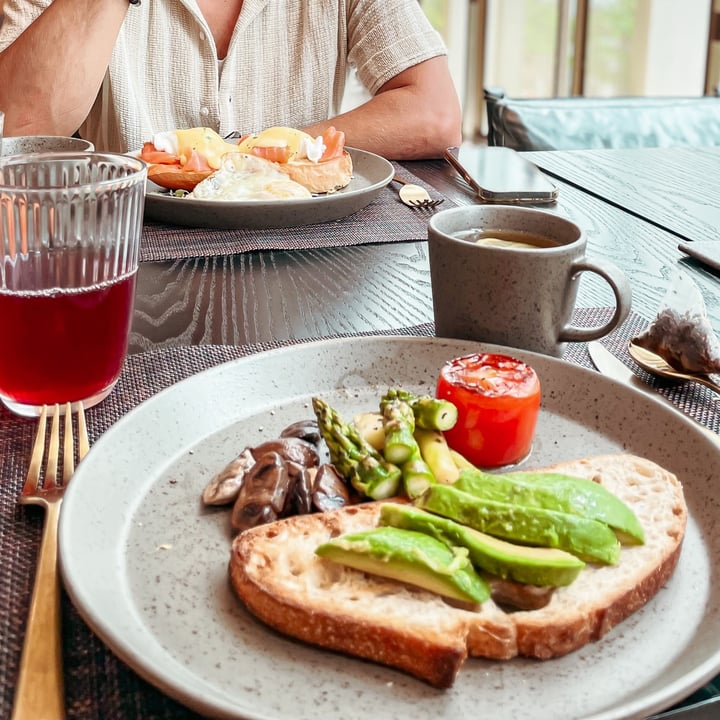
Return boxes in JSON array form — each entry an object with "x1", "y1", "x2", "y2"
[{"x1": 586, "y1": 341, "x2": 719, "y2": 445}]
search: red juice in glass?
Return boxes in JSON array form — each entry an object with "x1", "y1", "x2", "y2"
[
  {"x1": 0, "y1": 247, "x2": 137, "y2": 408},
  {"x1": 1, "y1": 151, "x2": 146, "y2": 416}
]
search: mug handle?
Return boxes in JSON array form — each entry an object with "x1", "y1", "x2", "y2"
[{"x1": 558, "y1": 259, "x2": 632, "y2": 343}]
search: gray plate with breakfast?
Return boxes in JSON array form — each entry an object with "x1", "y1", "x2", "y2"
[
  {"x1": 142, "y1": 147, "x2": 393, "y2": 230},
  {"x1": 59, "y1": 336, "x2": 720, "y2": 720}
]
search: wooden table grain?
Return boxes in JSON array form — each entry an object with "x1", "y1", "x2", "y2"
[
  {"x1": 130, "y1": 156, "x2": 720, "y2": 354},
  {"x1": 524, "y1": 146, "x2": 720, "y2": 243},
  {"x1": 22, "y1": 149, "x2": 720, "y2": 719}
]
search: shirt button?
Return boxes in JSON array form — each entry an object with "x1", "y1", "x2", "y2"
[
  {"x1": 200, "y1": 107, "x2": 210, "y2": 116},
  {"x1": 199, "y1": 31, "x2": 205, "y2": 41}
]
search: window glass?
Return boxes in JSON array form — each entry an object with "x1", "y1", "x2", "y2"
[
  {"x1": 478, "y1": 0, "x2": 711, "y2": 98},
  {"x1": 584, "y1": 0, "x2": 710, "y2": 96},
  {"x1": 484, "y1": 0, "x2": 561, "y2": 98}
]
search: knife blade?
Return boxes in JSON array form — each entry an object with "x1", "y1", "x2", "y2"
[
  {"x1": 587, "y1": 341, "x2": 718, "y2": 444},
  {"x1": 646, "y1": 694, "x2": 720, "y2": 720}
]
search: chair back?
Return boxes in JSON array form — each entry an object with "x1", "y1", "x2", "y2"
[{"x1": 485, "y1": 90, "x2": 720, "y2": 151}]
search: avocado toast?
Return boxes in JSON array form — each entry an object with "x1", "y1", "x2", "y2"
[{"x1": 229, "y1": 454, "x2": 687, "y2": 688}]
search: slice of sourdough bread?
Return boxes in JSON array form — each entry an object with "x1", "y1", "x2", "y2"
[{"x1": 229, "y1": 454, "x2": 687, "y2": 688}]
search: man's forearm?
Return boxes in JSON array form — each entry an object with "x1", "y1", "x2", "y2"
[
  {"x1": 305, "y1": 57, "x2": 463, "y2": 161},
  {"x1": 0, "y1": 0, "x2": 129, "y2": 135}
]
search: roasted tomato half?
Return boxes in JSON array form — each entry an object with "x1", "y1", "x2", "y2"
[{"x1": 436, "y1": 353, "x2": 541, "y2": 468}]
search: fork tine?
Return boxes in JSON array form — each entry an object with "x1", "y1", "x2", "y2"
[
  {"x1": 409, "y1": 198, "x2": 444, "y2": 209},
  {"x1": 63, "y1": 402, "x2": 74, "y2": 482},
  {"x1": 23, "y1": 405, "x2": 48, "y2": 493},
  {"x1": 77, "y1": 402, "x2": 89, "y2": 460},
  {"x1": 44, "y1": 404, "x2": 61, "y2": 491}
]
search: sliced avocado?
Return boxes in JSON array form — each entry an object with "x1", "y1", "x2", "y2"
[
  {"x1": 315, "y1": 526, "x2": 490, "y2": 603},
  {"x1": 416, "y1": 484, "x2": 621, "y2": 565},
  {"x1": 455, "y1": 468, "x2": 645, "y2": 545},
  {"x1": 379, "y1": 503, "x2": 585, "y2": 587}
]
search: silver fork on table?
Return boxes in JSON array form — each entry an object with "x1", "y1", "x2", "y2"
[
  {"x1": 391, "y1": 175, "x2": 445, "y2": 210},
  {"x1": 12, "y1": 403, "x2": 89, "y2": 720}
]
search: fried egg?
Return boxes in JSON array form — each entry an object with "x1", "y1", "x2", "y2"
[
  {"x1": 188, "y1": 153, "x2": 312, "y2": 201},
  {"x1": 152, "y1": 127, "x2": 241, "y2": 170}
]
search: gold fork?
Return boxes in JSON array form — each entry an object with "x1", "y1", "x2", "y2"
[
  {"x1": 391, "y1": 176, "x2": 445, "y2": 210},
  {"x1": 12, "y1": 403, "x2": 89, "y2": 720}
]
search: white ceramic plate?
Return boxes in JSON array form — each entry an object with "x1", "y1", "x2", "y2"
[
  {"x1": 141, "y1": 147, "x2": 393, "y2": 229},
  {"x1": 59, "y1": 336, "x2": 720, "y2": 720}
]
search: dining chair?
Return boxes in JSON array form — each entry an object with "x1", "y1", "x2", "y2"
[{"x1": 484, "y1": 88, "x2": 720, "y2": 151}]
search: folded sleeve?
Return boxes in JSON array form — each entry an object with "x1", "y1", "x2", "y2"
[
  {"x1": 347, "y1": 0, "x2": 448, "y2": 94},
  {"x1": 0, "y1": 0, "x2": 50, "y2": 52}
]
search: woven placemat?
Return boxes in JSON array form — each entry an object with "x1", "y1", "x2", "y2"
[
  {"x1": 0, "y1": 310, "x2": 718, "y2": 719},
  {"x1": 139, "y1": 163, "x2": 450, "y2": 262}
]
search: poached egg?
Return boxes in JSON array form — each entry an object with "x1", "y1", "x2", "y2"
[
  {"x1": 152, "y1": 127, "x2": 241, "y2": 170},
  {"x1": 237, "y1": 126, "x2": 326, "y2": 163}
]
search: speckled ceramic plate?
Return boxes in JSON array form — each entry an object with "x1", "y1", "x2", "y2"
[
  {"x1": 59, "y1": 336, "x2": 720, "y2": 720},
  {"x1": 141, "y1": 147, "x2": 393, "y2": 229}
]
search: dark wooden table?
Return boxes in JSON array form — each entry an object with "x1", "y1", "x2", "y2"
[
  {"x1": 524, "y1": 146, "x2": 720, "y2": 243},
  {"x1": 130, "y1": 154, "x2": 720, "y2": 354},
  {"x1": 6, "y1": 148, "x2": 720, "y2": 719}
]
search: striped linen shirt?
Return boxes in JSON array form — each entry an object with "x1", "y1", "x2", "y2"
[{"x1": 0, "y1": 0, "x2": 447, "y2": 153}]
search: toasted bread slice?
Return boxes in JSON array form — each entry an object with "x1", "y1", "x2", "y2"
[
  {"x1": 276, "y1": 150, "x2": 353, "y2": 194},
  {"x1": 229, "y1": 454, "x2": 687, "y2": 688},
  {"x1": 147, "y1": 165, "x2": 213, "y2": 192}
]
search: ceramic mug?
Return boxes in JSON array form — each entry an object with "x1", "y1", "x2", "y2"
[
  {"x1": 428, "y1": 205, "x2": 632, "y2": 357},
  {"x1": 1, "y1": 135, "x2": 94, "y2": 156}
]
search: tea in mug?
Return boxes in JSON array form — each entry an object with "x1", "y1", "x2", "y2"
[{"x1": 454, "y1": 228, "x2": 563, "y2": 249}]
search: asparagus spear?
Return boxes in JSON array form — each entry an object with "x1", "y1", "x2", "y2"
[
  {"x1": 312, "y1": 397, "x2": 401, "y2": 500},
  {"x1": 401, "y1": 451, "x2": 436, "y2": 499},
  {"x1": 380, "y1": 396, "x2": 417, "y2": 465},
  {"x1": 381, "y1": 388, "x2": 458, "y2": 431},
  {"x1": 450, "y1": 447, "x2": 475, "y2": 471},
  {"x1": 379, "y1": 392, "x2": 437, "y2": 498},
  {"x1": 414, "y1": 428, "x2": 460, "y2": 484}
]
